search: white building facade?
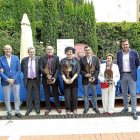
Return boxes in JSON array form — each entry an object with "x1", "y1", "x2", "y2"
[{"x1": 85, "y1": 0, "x2": 137, "y2": 22}]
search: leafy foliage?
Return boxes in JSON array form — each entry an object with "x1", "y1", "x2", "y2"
[
  {"x1": 0, "y1": 30, "x2": 21, "y2": 58},
  {"x1": 96, "y1": 21, "x2": 140, "y2": 60},
  {"x1": 41, "y1": 0, "x2": 58, "y2": 49},
  {"x1": 62, "y1": 1, "x2": 98, "y2": 54},
  {"x1": 13, "y1": 0, "x2": 35, "y2": 39}
]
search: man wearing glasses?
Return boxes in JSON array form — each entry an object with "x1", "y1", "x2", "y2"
[
  {"x1": 0, "y1": 45, "x2": 22, "y2": 119},
  {"x1": 40, "y1": 46, "x2": 61, "y2": 115}
]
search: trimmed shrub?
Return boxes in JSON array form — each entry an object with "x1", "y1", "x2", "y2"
[
  {"x1": 41, "y1": 0, "x2": 58, "y2": 50},
  {"x1": 0, "y1": 30, "x2": 21, "y2": 58}
]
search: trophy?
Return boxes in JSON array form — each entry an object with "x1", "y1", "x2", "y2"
[
  {"x1": 104, "y1": 69, "x2": 113, "y2": 84},
  {"x1": 86, "y1": 61, "x2": 95, "y2": 82},
  {"x1": 44, "y1": 61, "x2": 54, "y2": 84},
  {"x1": 63, "y1": 60, "x2": 72, "y2": 80}
]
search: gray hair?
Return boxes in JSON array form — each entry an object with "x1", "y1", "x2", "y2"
[
  {"x1": 28, "y1": 47, "x2": 35, "y2": 52},
  {"x1": 3, "y1": 45, "x2": 12, "y2": 49}
]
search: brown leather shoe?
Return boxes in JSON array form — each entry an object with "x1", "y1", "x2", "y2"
[
  {"x1": 73, "y1": 109, "x2": 77, "y2": 114},
  {"x1": 56, "y1": 109, "x2": 62, "y2": 114},
  {"x1": 45, "y1": 110, "x2": 51, "y2": 115}
]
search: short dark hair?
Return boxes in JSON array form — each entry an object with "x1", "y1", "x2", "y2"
[
  {"x1": 122, "y1": 39, "x2": 129, "y2": 44},
  {"x1": 84, "y1": 45, "x2": 90, "y2": 50},
  {"x1": 65, "y1": 46, "x2": 75, "y2": 54}
]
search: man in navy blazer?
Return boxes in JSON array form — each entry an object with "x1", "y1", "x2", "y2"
[
  {"x1": 0, "y1": 45, "x2": 22, "y2": 119},
  {"x1": 117, "y1": 39, "x2": 139, "y2": 120}
]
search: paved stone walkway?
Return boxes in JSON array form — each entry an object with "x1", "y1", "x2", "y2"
[{"x1": 19, "y1": 133, "x2": 140, "y2": 140}]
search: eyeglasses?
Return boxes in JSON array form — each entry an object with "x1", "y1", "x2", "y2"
[
  {"x1": 85, "y1": 49, "x2": 90, "y2": 52},
  {"x1": 4, "y1": 49, "x2": 12, "y2": 51}
]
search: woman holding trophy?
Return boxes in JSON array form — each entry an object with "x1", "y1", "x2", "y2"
[
  {"x1": 98, "y1": 54, "x2": 120, "y2": 115},
  {"x1": 60, "y1": 46, "x2": 80, "y2": 114}
]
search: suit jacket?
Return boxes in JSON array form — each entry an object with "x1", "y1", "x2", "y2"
[
  {"x1": 0, "y1": 55, "x2": 21, "y2": 86},
  {"x1": 60, "y1": 57, "x2": 80, "y2": 79},
  {"x1": 117, "y1": 49, "x2": 139, "y2": 81},
  {"x1": 80, "y1": 55, "x2": 99, "y2": 85},
  {"x1": 98, "y1": 63, "x2": 120, "y2": 86},
  {"x1": 21, "y1": 56, "x2": 40, "y2": 87},
  {"x1": 40, "y1": 55, "x2": 59, "y2": 86}
]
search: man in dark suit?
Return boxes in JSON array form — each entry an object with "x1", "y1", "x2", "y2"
[
  {"x1": 0, "y1": 45, "x2": 22, "y2": 119},
  {"x1": 21, "y1": 47, "x2": 40, "y2": 116},
  {"x1": 117, "y1": 39, "x2": 139, "y2": 120},
  {"x1": 40, "y1": 46, "x2": 61, "y2": 115},
  {"x1": 80, "y1": 45, "x2": 100, "y2": 114}
]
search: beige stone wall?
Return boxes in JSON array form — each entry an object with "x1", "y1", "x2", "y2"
[{"x1": 137, "y1": 0, "x2": 140, "y2": 22}]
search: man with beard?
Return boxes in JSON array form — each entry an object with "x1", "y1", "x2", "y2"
[
  {"x1": 40, "y1": 46, "x2": 61, "y2": 115},
  {"x1": 117, "y1": 39, "x2": 139, "y2": 120},
  {"x1": 80, "y1": 45, "x2": 100, "y2": 114}
]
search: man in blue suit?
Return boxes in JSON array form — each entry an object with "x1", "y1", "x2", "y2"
[
  {"x1": 117, "y1": 39, "x2": 139, "y2": 120},
  {"x1": 0, "y1": 68, "x2": 4, "y2": 119},
  {"x1": 0, "y1": 45, "x2": 22, "y2": 119}
]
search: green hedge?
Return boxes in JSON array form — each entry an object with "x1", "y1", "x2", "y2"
[
  {"x1": 0, "y1": 30, "x2": 21, "y2": 58},
  {"x1": 96, "y1": 21, "x2": 140, "y2": 60},
  {"x1": 0, "y1": 0, "x2": 140, "y2": 60},
  {"x1": 1, "y1": 21, "x2": 140, "y2": 60},
  {"x1": 41, "y1": 0, "x2": 58, "y2": 49}
]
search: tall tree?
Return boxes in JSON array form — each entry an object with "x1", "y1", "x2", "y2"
[
  {"x1": 62, "y1": 0, "x2": 75, "y2": 39},
  {"x1": 77, "y1": 1, "x2": 98, "y2": 54},
  {"x1": 42, "y1": 0, "x2": 58, "y2": 48},
  {"x1": 12, "y1": 0, "x2": 35, "y2": 39}
]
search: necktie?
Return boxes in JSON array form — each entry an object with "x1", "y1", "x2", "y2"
[{"x1": 30, "y1": 59, "x2": 35, "y2": 78}]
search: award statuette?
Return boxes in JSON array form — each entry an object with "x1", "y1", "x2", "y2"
[
  {"x1": 104, "y1": 69, "x2": 113, "y2": 84},
  {"x1": 44, "y1": 61, "x2": 54, "y2": 84},
  {"x1": 63, "y1": 60, "x2": 72, "y2": 80},
  {"x1": 86, "y1": 61, "x2": 95, "y2": 82}
]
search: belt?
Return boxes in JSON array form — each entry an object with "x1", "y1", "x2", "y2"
[
  {"x1": 122, "y1": 72, "x2": 131, "y2": 73},
  {"x1": 28, "y1": 77, "x2": 37, "y2": 80}
]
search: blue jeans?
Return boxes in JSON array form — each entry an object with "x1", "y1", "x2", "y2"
[
  {"x1": 121, "y1": 73, "x2": 137, "y2": 113},
  {"x1": 83, "y1": 83, "x2": 98, "y2": 109}
]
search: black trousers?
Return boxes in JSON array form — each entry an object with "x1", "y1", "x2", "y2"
[
  {"x1": 26, "y1": 78, "x2": 40, "y2": 111},
  {"x1": 64, "y1": 87, "x2": 78, "y2": 111},
  {"x1": 43, "y1": 84, "x2": 61, "y2": 110}
]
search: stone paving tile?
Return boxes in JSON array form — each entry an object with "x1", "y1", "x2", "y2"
[
  {"x1": 0, "y1": 136, "x2": 9, "y2": 140},
  {"x1": 19, "y1": 132, "x2": 140, "y2": 140}
]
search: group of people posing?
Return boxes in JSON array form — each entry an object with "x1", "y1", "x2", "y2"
[{"x1": 0, "y1": 39, "x2": 139, "y2": 120}]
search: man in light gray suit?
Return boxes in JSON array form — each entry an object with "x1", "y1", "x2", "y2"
[{"x1": 21, "y1": 47, "x2": 40, "y2": 116}]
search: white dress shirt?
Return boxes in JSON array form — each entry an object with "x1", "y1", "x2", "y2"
[
  {"x1": 122, "y1": 51, "x2": 131, "y2": 72},
  {"x1": 86, "y1": 56, "x2": 92, "y2": 66},
  {"x1": 6, "y1": 55, "x2": 11, "y2": 68}
]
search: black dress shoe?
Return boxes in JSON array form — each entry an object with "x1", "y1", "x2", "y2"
[
  {"x1": 25, "y1": 110, "x2": 32, "y2": 116},
  {"x1": 6, "y1": 114, "x2": 11, "y2": 119},
  {"x1": 35, "y1": 109, "x2": 40, "y2": 115},
  {"x1": 93, "y1": 108, "x2": 100, "y2": 114},
  {"x1": 15, "y1": 113, "x2": 23, "y2": 118},
  {"x1": 120, "y1": 108, "x2": 129, "y2": 114},
  {"x1": 83, "y1": 108, "x2": 89, "y2": 114},
  {"x1": 132, "y1": 113, "x2": 138, "y2": 120}
]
